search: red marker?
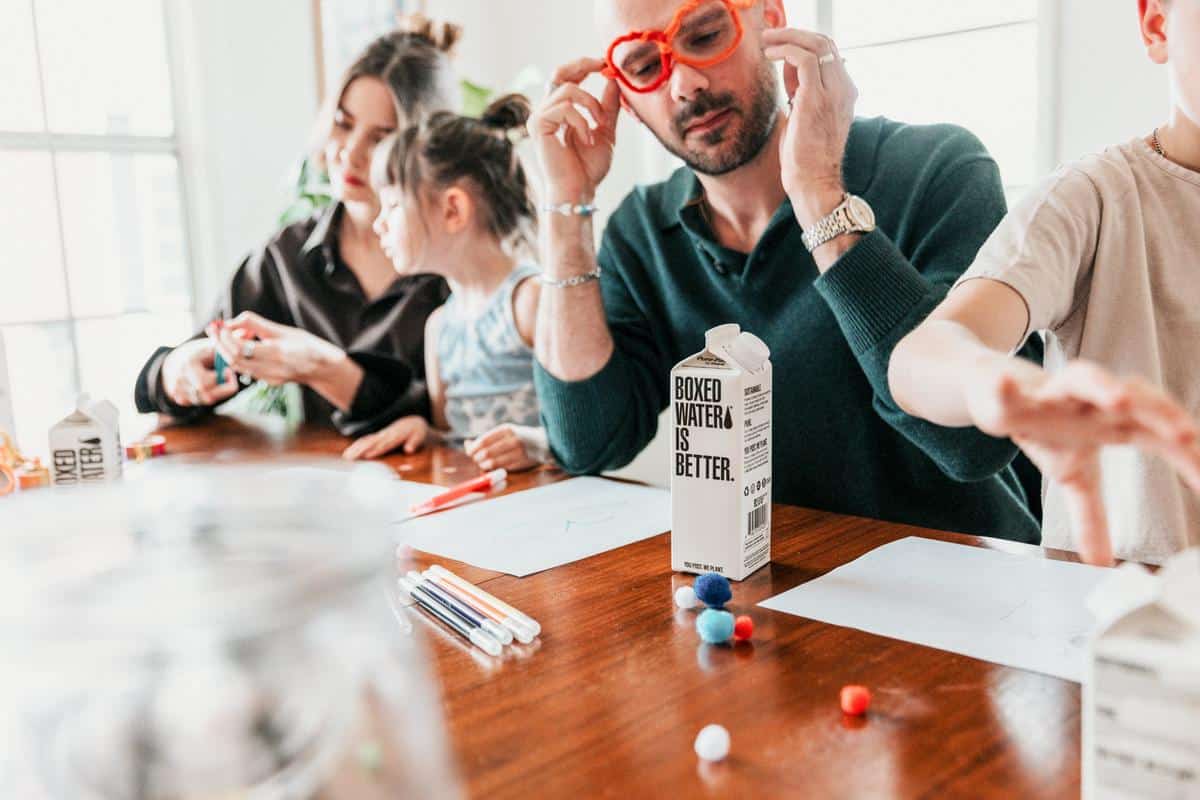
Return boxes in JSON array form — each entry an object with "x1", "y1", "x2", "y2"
[{"x1": 409, "y1": 468, "x2": 507, "y2": 517}]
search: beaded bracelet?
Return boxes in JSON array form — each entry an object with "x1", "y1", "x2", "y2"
[
  {"x1": 538, "y1": 267, "x2": 602, "y2": 288},
  {"x1": 540, "y1": 201, "x2": 599, "y2": 217}
]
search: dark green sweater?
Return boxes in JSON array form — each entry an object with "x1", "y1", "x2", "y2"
[{"x1": 534, "y1": 116, "x2": 1041, "y2": 543}]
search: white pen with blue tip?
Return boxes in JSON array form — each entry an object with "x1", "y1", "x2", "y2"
[
  {"x1": 427, "y1": 564, "x2": 541, "y2": 639},
  {"x1": 397, "y1": 575, "x2": 504, "y2": 656}
]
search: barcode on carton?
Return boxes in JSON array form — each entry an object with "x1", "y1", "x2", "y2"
[{"x1": 747, "y1": 505, "x2": 768, "y2": 535}]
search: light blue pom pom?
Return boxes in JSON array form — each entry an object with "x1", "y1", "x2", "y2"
[{"x1": 696, "y1": 608, "x2": 735, "y2": 644}]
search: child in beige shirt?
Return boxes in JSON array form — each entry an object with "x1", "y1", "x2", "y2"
[{"x1": 888, "y1": 0, "x2": 1200, "y2": 565}]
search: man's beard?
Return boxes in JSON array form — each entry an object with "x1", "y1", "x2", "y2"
[{"x1": 656, "y1": 61, "x2": 780, "y2": 177}]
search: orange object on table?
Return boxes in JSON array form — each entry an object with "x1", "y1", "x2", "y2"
[{"x1": 16, "y1": 458, "x2": 51, "y2": 490}]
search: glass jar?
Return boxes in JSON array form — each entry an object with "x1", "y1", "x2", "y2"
[{"x1": 0, "y1": 458, "x2": 460, "y2": 799}]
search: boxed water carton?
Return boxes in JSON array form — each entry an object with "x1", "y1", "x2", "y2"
[
  {"x1": 49, "y1": 394, "x2": 123, "y2": 486},
  {"x1": 671, "y1": 324, "x2": 772, "y2": 581},
  {"x1": 1083, "y1": 550, "x2": 1200, "y2": 799}
]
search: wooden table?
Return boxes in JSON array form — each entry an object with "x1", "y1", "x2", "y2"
[{"x1": 157, "y1": 416, "x2": 1082, "y2": 799}]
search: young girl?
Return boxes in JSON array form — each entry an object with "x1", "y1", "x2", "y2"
[
  {"x1": 342, "y1": 95, "x2": 548, "y2": 472},
  {"x1": 888, "y1": 0, "x2": 1200, "y2": 566}
]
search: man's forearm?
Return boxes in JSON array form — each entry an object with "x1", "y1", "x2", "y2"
[
  {"x1": 534, "y1": 213, "x2": 614, "y2": 381},
  {"x1": 790, "y1": 180, "x2": 863, "y2": 273}
]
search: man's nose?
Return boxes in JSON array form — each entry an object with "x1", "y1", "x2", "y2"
[{"x1": 670, "y1": 61, "x2": 711, "y2": 103}]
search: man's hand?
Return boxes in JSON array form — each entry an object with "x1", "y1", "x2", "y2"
[
  {"x1": 528, "y1": 58, "x2": 621, "y2": 205},
  {"x1": 967, "y1": 359, "x2": 1200, "y2": 566},
  {"x1": 764, "y1": 27, "x2": 859, "y2": 263}
]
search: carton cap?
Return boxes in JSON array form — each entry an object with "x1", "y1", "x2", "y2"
[
  {"x1": 704, "y1": 324, "x2": 741, "y2": 352},
  {"x1": 727, "y1": 333, "x2": 770, "y2": 373},
  {"x1": 1089, "y1": 547, "x2": 1200, "y2": 632}
]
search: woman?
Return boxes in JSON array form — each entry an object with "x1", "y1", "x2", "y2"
[{"x1": 135, "y1": 15, "x2": 460, "y2": 436}]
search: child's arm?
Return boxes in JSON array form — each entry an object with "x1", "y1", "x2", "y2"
[
  {"x1": 424, "y1": 307, "x2": 449, "y2": 431},
  {"x1": 512, "y1": 274, "x2": 541, "y2": 349},
  {"x1": 890, "y1": 279, "x2": 1200, "y2": 567},
  {"x1": 889, "y1": 277, "x2": 1032, "y2": 428}
]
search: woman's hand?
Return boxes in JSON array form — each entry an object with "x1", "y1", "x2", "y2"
[
  {"x1": 160, "y1": 337, "x2": 240, "y2": 408},
  {"x1": 211, "y1": 312, "x2": 344, "y2": 387},
  {"x1": 342, "y1": 415, "x2": 431, "y2": 460}
]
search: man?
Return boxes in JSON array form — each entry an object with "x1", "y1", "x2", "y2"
[{"x1": 526, "y1": 0, "x2": 1041, "y2": 541}]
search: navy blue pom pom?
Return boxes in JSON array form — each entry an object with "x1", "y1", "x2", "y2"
[{"x1": 694, "y1": 572, "x2": 732, "y2": 608}]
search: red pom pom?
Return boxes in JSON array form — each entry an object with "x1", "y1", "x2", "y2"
[
  {"x1": 733, "y1": 615, "x2": 754, "y2": 641},
  {"x1": 840, "y1": 685, "x2": 871, "y2": 716}
]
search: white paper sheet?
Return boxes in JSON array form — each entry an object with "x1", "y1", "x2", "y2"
[
  {"x1": 394, "y1": 476, "x2": 671, "y2": 576},
  {"x1": 759, "y1": 537, "x2": 1112, "y2": 682}
]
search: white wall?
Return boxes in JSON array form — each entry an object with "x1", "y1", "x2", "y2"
[
  {"x1": 167, "y1": 0, "x2": 319, "y2": 318},
  {"x1": 1052, "y1": 0, "x2": 1169, "y2": 164}
]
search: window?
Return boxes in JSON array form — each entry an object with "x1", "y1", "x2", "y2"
[
  {"x1": 802, "y1": 1, "x2": 1044, "y2": 201},
  {"x1": 318, "y1": 0, "x2": 407, "y2": 101},
  {"x1": 0, "y1": 0, "x2": 194, "y2": 453}
]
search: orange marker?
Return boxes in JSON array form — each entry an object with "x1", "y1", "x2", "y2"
[{"x1": 408, "y1": 468, "x2": 506, "y2": 517}]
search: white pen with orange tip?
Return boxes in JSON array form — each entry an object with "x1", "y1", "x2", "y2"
[{"x1": 427, "y1": 564, "x2": 541, "y2": 637}]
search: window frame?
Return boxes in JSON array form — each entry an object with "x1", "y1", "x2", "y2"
[
  {"x1": 0, "y1": 0, "x2": 199, "y2": 393},
  {"x1": 810, "y1": 0, "x2": 1060, "y2": 194}
]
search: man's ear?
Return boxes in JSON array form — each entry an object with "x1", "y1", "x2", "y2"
[
  {"x1": 441, "y1": 185, "x2": 475, "y2": 234},
  {"x1": 761, "y1": 0, "x2": 786, "y2": 30}
]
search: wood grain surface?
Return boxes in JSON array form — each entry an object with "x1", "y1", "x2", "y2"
[{"x1": 156, "y1": 416, "x2": 1082, "y2": 799}]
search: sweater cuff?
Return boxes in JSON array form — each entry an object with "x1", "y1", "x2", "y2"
[
  {"x1": 813, "y1": 229, "x2": 933, "y2": 356},
  {"x1": 533, "y1": 353, "x2": 627, "y2": 472}
]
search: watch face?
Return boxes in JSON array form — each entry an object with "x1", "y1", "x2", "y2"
[{"x1": 847, "y1": 196, "x2": 876, "y2": 230}]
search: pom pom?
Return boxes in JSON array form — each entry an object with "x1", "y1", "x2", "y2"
[
  {"x1": 693, "y1": 572, "x2": 732, "y2": 608},
  {"x1": 674, "y1": 585, "x2": 698, "y2": 609},
  {"x1": 696, "y1": 608, "x2": 735, "y2": 644},
  {"x1": 694, "y1": 724, "x2": 730, "y2": 762},
  {"x1": 733, "y1": 615, "x2": 754, "y2": 641},
  {"x1": 840, "y1": 685, "x2": 871, "y2": 716}
]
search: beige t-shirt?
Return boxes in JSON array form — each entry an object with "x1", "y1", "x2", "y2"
[{"x1": 957, "y1": 138, "x2": 1200, "y2": 564}]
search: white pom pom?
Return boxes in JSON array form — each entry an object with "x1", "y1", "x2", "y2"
[
  {"x1": 694, "y1": 724, "x2": 730, "y2": 762},
  {"x1": 674, "y1": 585, "x2": 698, "y2": 609}
]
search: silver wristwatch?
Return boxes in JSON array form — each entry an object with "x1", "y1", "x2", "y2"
[{"x1": 800, "y1": 194, "x2": 876, "y2": 253}]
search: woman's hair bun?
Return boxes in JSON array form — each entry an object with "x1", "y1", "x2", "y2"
[{"x1": 395, "y1": 12, "x2": 462, "y2": 54}]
